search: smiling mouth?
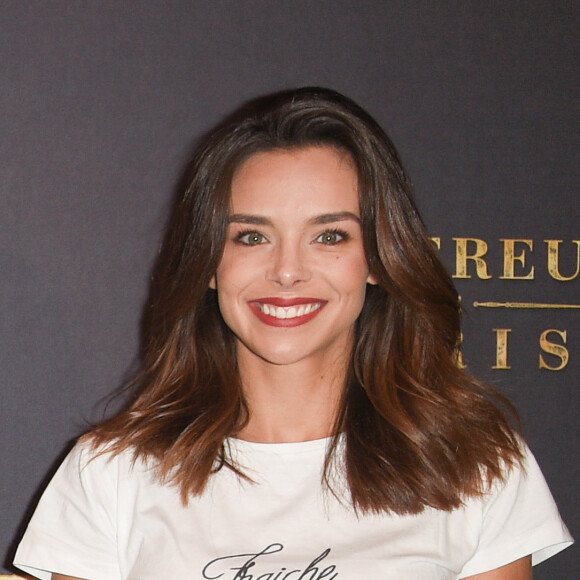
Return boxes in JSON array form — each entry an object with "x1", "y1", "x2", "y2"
[
  {"x1": 258, "y1": 302, "x2": 322, "y2": 320},
  {"x1": 249, "y1": 298, "x2": 327, "y2": 327}
]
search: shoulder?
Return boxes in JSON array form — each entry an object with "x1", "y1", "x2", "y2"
[
  {"x1": 457, "y1": 443, "x2": 572, "y2": 577},
  {"x1": 65, "y1": 437, "x2": 125, "y2": 475},
  {"x1": 483, "y1": 443, "x2": 558, "y2": 512},
  {"x1": 54, "y1": 437, "x2": 159, "y2": 498},
  {"x1": 21, "y1": 438, "x2": 163, "y2": 540}
]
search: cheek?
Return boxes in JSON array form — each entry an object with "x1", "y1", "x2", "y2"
[
  {"x1": 213, "y1": 251, "x2": 241, "y2": 289},
  {"x1": 214, "y1": 276, "x2": 241, "y2": 334},
  {"x1": 213, "y1": 255, "x2": 255, "y2": 309},
  {"x1": 335, "y1": 254, "x2": 372, "y2": 287},
  {"x1": 326, "y1": 258, "x2": 372, "y2": 315}
]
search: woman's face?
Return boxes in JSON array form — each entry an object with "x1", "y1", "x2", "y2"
[{"x1": 211, "y1": 146, "x2": 375, "y2": 370}]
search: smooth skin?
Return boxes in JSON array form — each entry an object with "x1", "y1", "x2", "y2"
[
  {"x1": 211, "y1": 147, "x2": 375, "y2": 442},
  {"x1": 50, "y1": 147, "x2": 533, "y2": 580}
]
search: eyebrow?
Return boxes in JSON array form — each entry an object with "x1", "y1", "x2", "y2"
[{"x1": 228, "y1": 212, "x2": 361, "y2": 225}]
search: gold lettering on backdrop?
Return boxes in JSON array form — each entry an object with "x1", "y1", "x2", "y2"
[
  {"x1": 500, "y1": 239, "x2": 535, "y2": 279},
  {"x1": 545, "y1": 240, "x2": 580, "y2": 281},
  {"x1": 452, "y1": 238, "x2": 492, "y2": 279},
  {"x1": 431, "y1": 237, "x2": 577, "y2": 371},
  {"x1": 429, "y1": 236, "x2": 441, "y2": 250},
  {"x1": 492, "y1": 329, "x2": 511, "y2": 369},
  {"x1": 539, "y1": 330, "x2": 569, "y2": 371}
]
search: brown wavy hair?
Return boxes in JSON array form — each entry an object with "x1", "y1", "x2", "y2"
[{"x1": 88, "y1": 87, "x2": 522, "y2": 514}]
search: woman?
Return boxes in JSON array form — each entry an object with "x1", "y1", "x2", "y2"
[{"x1": 15, "y1": 87, "x2": 572, "y2": 579}]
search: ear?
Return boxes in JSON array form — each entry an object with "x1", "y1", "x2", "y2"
[
  {"x1": 366, "y1": 272, "x2": 378, "y2": 285},
  {"x1": 209, "y1": 276, "x2": 217, "y2": 290}
]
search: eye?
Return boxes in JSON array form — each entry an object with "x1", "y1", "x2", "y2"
[
  {"x1": 315, "y1": 229, "x2": 350, "y2": 245},
  {"x1": 235, "y1": 230, "x2": 267, "y2": 246}
]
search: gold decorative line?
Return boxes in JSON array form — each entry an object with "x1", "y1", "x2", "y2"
[{"x1": 473, "y1": 301, "x2": 580, "y2": 309}]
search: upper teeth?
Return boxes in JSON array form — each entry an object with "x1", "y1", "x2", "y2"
[{"x1": 260, "y1": 303, "x2": 321, "y2": 319}]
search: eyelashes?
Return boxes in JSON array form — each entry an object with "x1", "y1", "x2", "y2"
[
  {"x1": 234, "y1": 230, "x2": 267, "y2": 246},
  {"x1": 314, "y1": 228, "x2": 350, "y2": 245},
  {"x1": 233, "y1": 228, "x2": 351, "y2": 246}
]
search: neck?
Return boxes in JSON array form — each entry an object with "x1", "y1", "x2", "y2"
[{"x1": 236, "y1": 350, "x2": 348, "y2": 444}]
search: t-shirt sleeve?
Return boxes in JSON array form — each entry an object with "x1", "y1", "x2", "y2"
[
  {"x1": 13, "y1": 441, "x2": 122, "y2": 580},
  {"x1": 457, "y1": 445, "x2": 573, "y2": 578}
]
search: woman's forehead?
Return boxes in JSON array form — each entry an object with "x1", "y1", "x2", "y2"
[{"x1": 229, "y1": 146, "x2": 359, "y2": 213}]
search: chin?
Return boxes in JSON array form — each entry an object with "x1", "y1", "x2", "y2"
[{"x1": 257, "y1": 348, "x2": 310, "y2": 367}]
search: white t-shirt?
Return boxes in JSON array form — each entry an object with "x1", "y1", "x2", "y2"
[{"x1": 15, "y1": 437, "x2": 572, "y2": 580}]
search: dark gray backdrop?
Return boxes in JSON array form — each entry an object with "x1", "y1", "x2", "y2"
[{"x1": 1, "y1": 2, "x2": 577, "y2": 577}]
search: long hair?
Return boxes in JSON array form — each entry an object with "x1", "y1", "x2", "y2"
[{"x1": 89, "y1": 87, "x2": 522, "y2": 514}]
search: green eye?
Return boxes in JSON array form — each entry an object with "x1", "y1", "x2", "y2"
[
  {"x1": 237, "y1": 231, "x2": 266, "y2": 245},
  {"x1": 316, "y1": 230, "x2": 349, "y2": 245}
]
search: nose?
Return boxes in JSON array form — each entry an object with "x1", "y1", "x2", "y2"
[{"x1": 266, "y1": 241, "x2": 311, "y2": 287}]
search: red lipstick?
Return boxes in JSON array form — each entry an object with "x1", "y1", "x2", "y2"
[{"x1": 248, "y1": 297, "x2": 327, "y2": 327}]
